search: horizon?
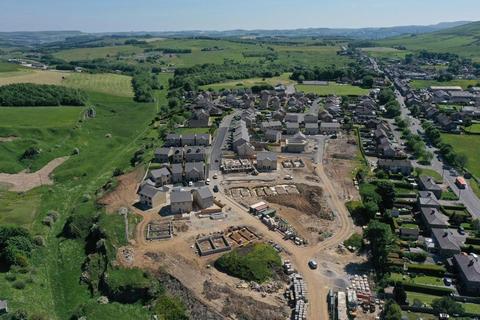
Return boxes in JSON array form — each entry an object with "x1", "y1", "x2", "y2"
[{"x1": 1, "y1": 0, "x2": 480, "y2": 32}]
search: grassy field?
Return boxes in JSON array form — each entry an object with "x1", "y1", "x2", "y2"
[
  {"x1": 175, "y1": 127, "x2": 210, "y2": 135},
  {"x1": 63, "y1": 73, "x2": 134, "y2": 97},
  {"x1": 361, "y1": 47, "x2": 410, "y2": 59},
  {"x1": 200, "y1": 73, "x2": 293, "y2": 91},
  {"x1": 0, "y1": 70, "x2": 134, "y2": 97},
  {"x1": 52, "y1": 39, "x2": 353, "y2": 69},
  {"x1": 0, "y1": 79, "x2": 169, "y2": 318},
  {"x1": 442, "y1": 134, "x2": 480, "y2": 177},
  {"x1": 407, "y1": 292, "x2": 480, "y2": 315},
  {"x1": 411, "y1": 79, "x2": 479, "y2": 90},
  {"x1": 53, "y1": 45, "x2": 143, "y2": 61},
  {"x1": 415, "y1": 167, "x2": 443, "y2": 183},
  {"x1": 389, "y1": 273, "x2": 445, "y2": 287},
  {"x1": 296, "y1": 83, "x2": 370, "y2": 96},
  {"x1": 0, "y1": 106, "x2": 82, "y2": 128},
  {"x1": 377, "y1": 21, "x2": 480, "y2": 62},
  {"x1": 464, "y1": 123, "x2": 480, "y2": 134}
]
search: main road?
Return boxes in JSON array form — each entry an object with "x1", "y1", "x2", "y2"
[{"x1": 393, "y1": 89, "x2": 480, "y2": 216}]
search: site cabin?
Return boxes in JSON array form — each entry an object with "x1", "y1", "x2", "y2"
[{"x1": 455, "y1": 177, "x2": 467, "y2": 189}]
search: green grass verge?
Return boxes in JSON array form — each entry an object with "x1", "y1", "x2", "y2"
[{"x1": 441, "y1": 134, "x2": 480, "y2": 178}]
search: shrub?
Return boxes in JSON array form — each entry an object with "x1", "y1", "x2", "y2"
[
  {"x1": 344, "y1": 233, "x2": 363, "y2": 249},
  {"x1": 101, "y1": 268, "x2": 159, "y2": 303},
  {"x1": 406, "y1": 263, "x2": 446, "y2": 277},
  {"x1": 215, "y1": 243, "x2": 281, "y2": 283},
  {"x1": 13, "y1": 280, "x2": 26, "y2": 289},
  {"x1": 33, "y1": 236, "x2": 46, "y2": 247},
  {"x1": 401, "y1": 282, "x2": 453, "y2": 295},
  {"x1": 5, "y1": 273, "x2": 16, "y2": 282}
]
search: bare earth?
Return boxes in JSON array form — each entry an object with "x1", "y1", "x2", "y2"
[
  {"x1": 0, "y1": 156, "x2": 69, "y2": 192},
  {"x1": 0, "y1": 136, "x2": 18, "y2": 143}
]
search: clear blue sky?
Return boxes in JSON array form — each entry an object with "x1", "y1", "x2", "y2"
[{"x1": 1, "y1": 0, "x2": 479, "y2": 32}]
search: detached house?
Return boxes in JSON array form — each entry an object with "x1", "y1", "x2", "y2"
[
  {"x1": 185, "y1": 162, "x2": 205, "y2": 182},
  {"x1": 149, "y1": 168, "x2": 171, "y2": 187},
  {"x1": 170, "y1": 190, "x2": 193, "y2": 214},
  {"x1": 193, "y1": 187, "x2": 214, "y2": 209},
  {"x1": 138, "y1": 184, "x2": 167, "y2": 208},
  {"x1": 256, "y1": 151, "x2": 277, "y2": 171},
  {"x1": 189, "y1": 109, "x2": 209, "y2": 128}
]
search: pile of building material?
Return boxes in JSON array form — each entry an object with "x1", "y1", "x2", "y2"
[
  {"x1": 283, "y1": 260, "x2": 295, "y2": 275},
  {"x1": 286, "y1": 273, "x2": 308, "y2": 320},
  {"x1": 337, "y1": 291, "x2": 348, "y2": 320}
]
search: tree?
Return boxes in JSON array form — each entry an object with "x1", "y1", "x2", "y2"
[
  {"x1": 383, "y1": 299, "x2": 402, "y2": 320},
  {"x1": 432, "y1": 297, "x2": 465, "y2": 316},
  {"x1": 362, "y1": 75, "x2": 374, "y2": 88},
  {"x1": 472, "y1": 219, "x2": 480, "y2": 236},
  {"x1": 376, "y1": 181, "x2": 396, "y2": 210},
  {"x1": 455, "y1": 153, "x2": 468, "y2": 168},
  {"x1": 363, "y1": 201, "x2": 379, "y2": 221},
  {"x1": 365, "y1": 220, "x2": 394, "y2": 274},
  {"x1": 393, "y1": 283, "x2": 407, "y2": 305}
]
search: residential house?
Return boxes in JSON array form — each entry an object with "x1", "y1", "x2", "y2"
[
  {"x1": 170, "y1": 190, "x2": 193, "y2": 214},
  {"x1": 285, "y1": 113, "x2": 301, "y2": 123},
  {"x1": 165, "y1": 133, "x2": 182, "y2": 147},
  {"x1": 377, "y1": 159, "x2": 413, "y2": 175},
  {"x1": 304, "y1": 123, "x2": 318, "y2": 135},
  {"x1": 261, "y1": 120, "x2": 283, "y2": 131},
  {"x1": 149, "y1": 168, "x2": 171, "y2": 187},
  {"x1": 171, "y1": 147, "x2": 184, "y2": 163},
  {"x1": 189, "y1": 109, "x2": 209, "y2": 128},
  {"x1": 185, "y1": 162, "x2": 205, "y2": 182},
  {"x1": 185, "y1": 147, "x2": 206, "y2": 162},
  {"x1": 418, "y1": 176, "x2": 442, "y2": 199},
  {"x1": 420, "y1": 207, "x2": 449, "y2": 233},
  {"x1": 319, "y1": 122, "x2": 341, "y2": 134},
  {"x1": 431, "y1": 228, "x2": 464, "y2": 258},
  {"x1": 418, "y1": 191, "x2": 441, "y2": 209},
  {"x1": 195, "y1": 134, "x2": 211, "y2": 146},
  {"x1": 304, "y1": 113, "x2": 318, "y2": 123},
  {"x1": 256, "y1": 151, "x2": 277, "y2": 171},
  {"x1": 182, "y1": 134, "x2": 196, "y2": 146},
  {"x1": 286, "y1": 122, "x2": 300, "y2": 135},
  {"x1": 453, "y1": 254, "x2": 480, "y2": 295},
  {"x1": 193, "y1": 187, "x2": 214, "y2": 209},
  {"x1": 170, "y1": 163, "x2": 184, "y2": 183},
  {"x1": 285, "y1": 132, "x2": 307, "y2": 153},
  {"x1": 265, "y1": 129, "x2": 282, "y2": 143},
  {"x1": 138, "y1": 184, "x2": 167, "y2": 208},
  {"x1": 154, "y1": 147, "x2": 172, "y2": 163}
]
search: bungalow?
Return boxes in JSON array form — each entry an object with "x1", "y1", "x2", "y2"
[
  {"x1": 185, "y1": 162, "x2": 205, "y2": 182},
  {"x1": 256, "y1": 151, "x2": 277, "y2": 171},
  {"x1": 149, "y1": 167, "x2": 171, "y2": 187},
  {"x1": 420, "y1": 207, "x2": 449, "y2": 233},
  {"x1": 418, "y1": 176, "x2": 442, "y2": 199},
  {"x1": 154, "y1": 147, "x2": 172, "y2": 163},
  {"x1": 138, "y1": 184, "x2": 167, "y2": 208},
  {"x1": 319, "y1": 122, "x2": 341, "y2": 134},
  {"x1": 286, "y1": 122, "x2": 300, "y2": 135},
  {"x1": 170, "y1": 163, "x2": 184, "y2": 183},
  {"x1": 453, "y1": 254, "x2": 480, "y2": 295},
  {"x1": 193, "y1": 187, "x2": 214, "y2": 209},
  {"x1": 304, "y1": 123, "x2": 319, "y2": 135},
  {"x1": 431, "y1": 228, "x2": 464, "y2": 258},
  {"x1": 377, "y1": 159, "x2": 413, "y2": 175},
  {"x1": 170, "y1": 190, "x2": 193, "y2": 214},
  {"x1": 185, "y1": 147, "x2": 206, "y2": 162}
]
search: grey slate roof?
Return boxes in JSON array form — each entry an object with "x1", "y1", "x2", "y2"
[
  {"x1": 419, "y1": 176, "x2": 442, "y2": 192},
  {"x1": 432, "y1": 228, "x2": 463, "y2": 252},
  {"x1": 454, "y1": 254, "x2": 480, "y2": 282},
  {"x1": 171, "y1": 163, "x2": 183, "y2": 174},
  {"x1": 420, "y1": 207, "x2": 449, "y2": 227},
  {"x1": 195, "y1": 186, "x2": 213, "y2": 200},
  {"x1": 185, "y1": 162, "x2": 204, "y2": 173},
  {"x1": 171, "y1": 190, "x2": 193, "y2": 203},
  {"x1": 257, "y1": 151, "x2": 277, "y2": 161},
  {"x1": 150, "y1": 167, "x2": 170, "y2": 179},
  {"x1": 138, "y1": 184, "x2": 160, "y2": 198}
]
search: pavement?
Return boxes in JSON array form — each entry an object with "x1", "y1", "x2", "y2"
[{"x1": 393, "y1": 90, "x2": 480, "y2": 216}]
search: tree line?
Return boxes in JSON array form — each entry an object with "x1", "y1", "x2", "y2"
[
  {"x1": 132, "y1": 71, "x2": 163, "y2": 102},
  {"x1": 0, "y1": 83, "x2": 87, "y2": 106}
]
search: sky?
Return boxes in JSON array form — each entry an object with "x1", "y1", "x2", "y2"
[{"x1": 1, "y1": 0, "x2": 479, "y2": 32}]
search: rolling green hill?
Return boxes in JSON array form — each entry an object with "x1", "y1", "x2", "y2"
[{"x1": 377, "y1": 21, "x2": 480, "y2": 62}]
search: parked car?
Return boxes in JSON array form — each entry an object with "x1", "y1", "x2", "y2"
[
  {"x1": 308, "y1": 260, "x2": 318, "y2": 269},
  {"x1": 205, "y1": 178, "x2": 210, "y2": 185},
  {"x1": 444, "y1": 278, "x2": 453, "y2": 286},
  {"x1": 213, "y1": 185, "x2": 219, "y2": 193}
]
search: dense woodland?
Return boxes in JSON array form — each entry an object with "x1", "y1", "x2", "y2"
[{"x1": 0, "y1": 83, "x2": 87, "y2": 106}]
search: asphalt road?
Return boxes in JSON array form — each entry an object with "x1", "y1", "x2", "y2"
[
  {"x1": 393, "y1": 90, "x2": 480, "y2": 216},
  {"x1": 208, "y1": 112, "x2": 237, "y2": 176}
]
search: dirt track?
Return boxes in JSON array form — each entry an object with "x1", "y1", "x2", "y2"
[{"x1": 0, "y1": 156, "x2": 69, "y2": 192}]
